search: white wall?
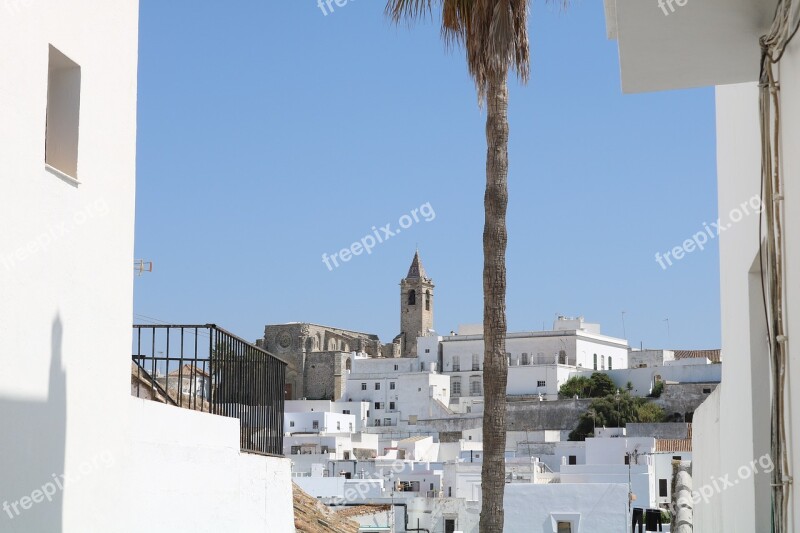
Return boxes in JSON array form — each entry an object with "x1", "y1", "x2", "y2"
[
  {"x1": 571, "y1": 363, "x2": 721, "y2": 397},
  {"x1": 695, "y1": 80, "x2": 773, "y2": 533},
  {"x1": 0, "y1": 5, "x2": 298, "y2": 532},
  {"x1": 504, "y1": 483, "x2": 629, "y2": 533},
  {"x1": 128, "y1": 399, "x2": 294, "y2": 532},
  {"x1": 0, "y1": 2, "x2": 138, "y2": 531},
  {"x1": 285, "y1": 411, "x2": 356, "y2": 434},
  {"x1": 507, "y1": 365, "x2": 574, "y2": 399}
]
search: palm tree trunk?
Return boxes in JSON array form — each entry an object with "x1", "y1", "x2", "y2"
[{"x1": 479, "y1": 73, "x2": 509, "y2": 533}]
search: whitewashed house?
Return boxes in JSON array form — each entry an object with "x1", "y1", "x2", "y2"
[
  {"x1": 0, "y1": 3, "x2": 294, "y2": 531},
  {"x1": 420, "y1": 317, "x2": 629, "y2": 405},
  {"x1": 605, "y1": 0, "x2": 799, "y2": 530}
]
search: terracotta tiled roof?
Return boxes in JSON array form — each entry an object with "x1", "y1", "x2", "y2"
[
  {"x1": 655, "y1": 439, "x2": 693, "y2": 453},
  {"x1": 293, "y1": 483, "x2": 359, "y2": 533},
  {"x1": 673, "y1": 350, "x2": 721, "y2": 363},
  {"x1": 335, "y1": 505, "x2": 391, "y2": 518}
]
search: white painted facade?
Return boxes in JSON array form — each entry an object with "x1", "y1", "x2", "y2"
[
  {"x1": 605, "y1": 1, "x2": 797, "y2": 530},
  {"x1": 571, "y1": 362, "x2": 721, "y2": 398},
  {"x1": 0, "y1": 3, "x2": 294, "y2": 531},
  {"x1": 504, "y1": 483, "x2": 629, "y2": 533},
  {"x1": 129, "y1": 399, "x2": 294, "y2": 532},
  {"x1": 286, "y1": 399, "x2": 370, "y2": 432},
  {"x1": 344, "y1": 354, "x2": 451, "y2": 428},
  {"x1": 432, "y1": 318, "x2": 629, "y2": 401},
  {"x1": 286, "y1": 411, "x2": 357, "y2": 435}
]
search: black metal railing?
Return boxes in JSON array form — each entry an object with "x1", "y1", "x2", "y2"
[{"x1": 132, "y1": 324, "x2": 286, "y2": 456}]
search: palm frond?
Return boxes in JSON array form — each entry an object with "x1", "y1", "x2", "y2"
[{"x1": 385, "y1": 0, "x2": 544, "y2": 100}]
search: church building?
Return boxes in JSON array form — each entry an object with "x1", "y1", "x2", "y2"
[{"x1": 260, "y1": 251, "x2": 435, "y2": 400}]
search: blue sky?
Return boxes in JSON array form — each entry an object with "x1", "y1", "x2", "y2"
[{"x1": 133, "y1": 0, "x2": 720, "y2": 350}]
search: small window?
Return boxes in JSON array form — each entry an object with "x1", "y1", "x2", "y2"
[
  {"x1": 470, "y1": 377, "x2": 482, "y2": 396},
  {"x1": 374, "y1": 402, "x2": 382, "y2": 410},
  {"x1": 394, "y1": 364, "x2": 398, "y2": 371},
  {"x1": 703, "y1": 387, "x2": 712, "y2": 394},
  {"x1": 383, "y1": 417, "x2": 391, "y2": 426},
  {"x1": 390, "y1": 382, "x2": 396, "y2": 390},
  {"x1": 537, "y1": 380, "x2": 546, "y2": 388},
  {"x1": 624, "y1": 455, "x2": 630, "y2": 465},
  {"x1": 46, "y1": 45, "x2": 82, "y2": 180},
  {"x1": 452, "y1": 380, "x2": 461, "y2": 396},
  {"x1": 389, "y1": 402, "x2": 395, "y2": 411},
  {"x1": 408, "y1": 290, "x2": 416, "y2": 305},
  {"x1": 375, "y1": 382, "x2": 381, "y2": 390},
  {"x1": 312, "y1": 420, "x2": 319, "y2": 430},
  {"x1": 336, "y1": 421, "x2": 341, "y2": 430},
  {"x1": 659, "y1": 479, "x2": 668, "y2": 497},
  {"x1": 521, "y1": 353, "x2": 529, "y2": 365},
  {"x1": 557, "y1": 522, "x2": 572, "y2": 533},
  {"x1": 425, "y1": 290, "x2": 431, "y2": 311},
  {"x1": 289, "y1": 421, "x2": 295, "y2": 427},
  {"x1": 375, "y1": 419, "x2": 381, "y2": 427},
  {"x1": 593, "y1": 354, "x2": 598, "y2": 370},
  {"x1": 568, "y1": 455, "x2": 577, "y2": 465},
  {"x1": 472, "y1": 354, "x2": 480, "y2": 371},
  {"x1": 361, "y1": 383, "x2": 367, "y2": 390},
  {"x1": 672, "y1": 455, "x2": 682, "y2": 461},
  {"x1": 608, "y1": 358, "x2": 612, "y2": 370},
  {"x1": 349, "y1": 423, "x2": 353, "y2": 432},
  {"x1": 425, "y1": 349, "x2": 430, "y2": 354}
]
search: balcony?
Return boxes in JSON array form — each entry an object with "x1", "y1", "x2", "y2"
[{"x1": 132, "y1": 324, "x2": 287, "y2": 456}]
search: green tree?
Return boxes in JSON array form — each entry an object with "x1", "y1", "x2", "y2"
[
  {"x1": 569, "y1": 392, "x2": 665, "y2": 441},
  {"x1": 649, "y1": 380, "x2": 665, "y2": 398},
  {"x1": 384, "y1": 1, "x2": 539, "y2": 530},
  {"x1": 588, "y1": 373, "x2": 616, "y2": 397},
  {"x1": 559, "y1": 373, "x2": 616, "y2": 398},
  {"x1": 559, "y1": 376, "x2": 591, "y2": 398},
  {"x1": 636, "y1": 402, "x2": 666, "y2": 423}
]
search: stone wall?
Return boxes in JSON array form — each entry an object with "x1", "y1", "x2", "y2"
[
  {"x1": 303, "y1": 352, "x2": 347, "y2": 400},
  {"x1": 262, "y1": 322, "x2": 383, "y2": 399},
  {"x1": 655, "y1": 382, "x2": 719, "y2": 422},
  {"x1": 506, "y1": 398, "x2": 593, "y2": 431},
  {"x1": 627, "y1": 422, "x2": 691, "y2": 439}
]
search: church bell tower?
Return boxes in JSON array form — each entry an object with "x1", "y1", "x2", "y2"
[{"x1": 400, "y1": 251, "x2": 434, "y2": 357}]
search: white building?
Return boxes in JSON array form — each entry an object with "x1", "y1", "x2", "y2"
[
  {"x1": 421, "y1": 317, "x2": 629, "y2": 404},
  {"x1": 0, "y1": 3, "x2": 293, "y2": 531},
  {"x1": 286, "y1": 399, "x2": 370, "y2": 432},
  {"x1": 286, "y1": 411, "x2": 357, "y2": 435},
  {"x1": 605, "y1": 1, "x2": 797, "y2": 530},
  {"x1": 343, "y1": 354, "x2": 451, "y2": 429}
]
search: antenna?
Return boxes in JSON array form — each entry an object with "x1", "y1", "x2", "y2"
[
  {"x1": 134, "y1": 259, "x2": 154, "y2": 277},
  {"x1": 621, "y1": 311, "x2": 627, "y2": 340},
  {"x1": 663, "y1": 318, "x2": 671, "y2": 346}
]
